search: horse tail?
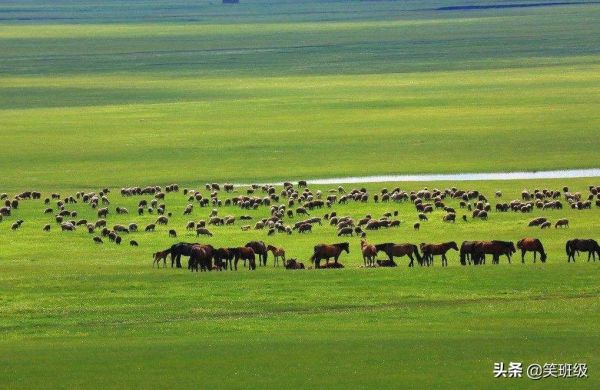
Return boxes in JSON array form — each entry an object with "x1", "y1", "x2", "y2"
[
  {"x1": 516, "y1": 239, "x2": 524, "y2": 250},
  {"x1": 565, "y1": 240, "x2": 572, "y2": 258},
  {"x1": 413, "y1": 246, "x2": 422, "y2": 263}
]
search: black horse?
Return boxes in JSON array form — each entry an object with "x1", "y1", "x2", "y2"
[
  {"x1": 566, "y1": 239, "x2": 600, "y2": 262},
  {"x1": 169, "y1": 242, "x2": 200, "y2": 268},
  {"x1": 245, "y1": 241, "x2": 268, "y2": 266},
  {"x1": 459, "y1": 241, "x2": 477, "y2": 265}
]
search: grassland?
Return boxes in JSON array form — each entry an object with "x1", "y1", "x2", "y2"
[
  {"x1": 1, "y1": 0, "x2": 599, "y2": 388},
  {"x1": 1, "y1": 178, "x2": 599, "y2": 388},
  {"x1": 0, "y1": 1, "x2": 599, "y2": 189}
]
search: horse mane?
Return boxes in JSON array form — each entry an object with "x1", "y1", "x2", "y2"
[
  {"x1": 375, "y1": 243, "x2": 393, "y2": 251},
  {"x1": 491, "y1": 240, "x2": 513, "y2": 248},
  {"x1": 335, "y1": 242, "x2": 350, "y2": 250}
]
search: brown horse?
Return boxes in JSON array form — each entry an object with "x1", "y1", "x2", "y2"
[
  {"x1": 360, "y1": 240, "x2": 377, "y2": 267},
  {"x1": 375, "y1": 243, "x2": 422, "y2": 267},
  {"x1": 229, "y1": 247, "x2": 257, "y2": 270},
  {"x1": 189, "y1": 244, "x2": 215, "y2": 272},
  {"x1": 310, "y1": 242, "x2": 349, "y2": 268},
  {"x1": 285, "y1": 258, "x2": 305, "y2": 269},
  {"x1": 517, "y1": 238, "x2": 547, "y2": 263},
  {"x1": 566, "y1": 239, "x2": 600, "y2": 262},
  {"x1": 152, "y1": 249, "x2": 170, "y2": 268},
  {"x1": 472, "y1": 241, "x2": 516, "y2": 265},
  {"x1": 420, "y1": 242, "x2": 458, "y2": 266},
  {"x1": 267, "y1": 245, "x2": 286, "y2": 267},
  {"x1": 213, "y1": 247, "x2": 235, "y2": 270}
]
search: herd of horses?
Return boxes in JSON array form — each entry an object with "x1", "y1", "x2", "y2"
[{"x1": 153, "y1": 237, "x2": 600, "y2": 272}]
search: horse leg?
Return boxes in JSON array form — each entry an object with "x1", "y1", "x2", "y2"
[
  {"x1": 533, "y1": 251, "x2": 537, "y2": 263},
  {"x1": 407, "y1": 254, "x2": 413, "y2": 267},
  {"x1": 521, "y1": 250, "x2": 526, "y2": 263}
]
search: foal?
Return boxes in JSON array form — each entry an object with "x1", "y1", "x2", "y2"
[{"x1": 152, "y1": 250, "x2": 170, "y2": 268}]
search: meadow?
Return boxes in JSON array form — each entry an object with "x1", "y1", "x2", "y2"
[
  {"x1": 1, "y1": 178, "x2": 599, "y2": 388},
  {"x1": 1, "y1": 0, "x2": 599, "y2": 388}
]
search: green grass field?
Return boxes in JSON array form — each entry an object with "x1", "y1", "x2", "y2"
[{"x1": 1, "y1": 0, "x2": 599, "y2": 388}]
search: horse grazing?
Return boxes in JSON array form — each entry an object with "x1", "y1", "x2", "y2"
[
  {"x1": 310, "y1": 242, "x2": 349, "y2": 268},
  {"x1": 420, "y1": 242, "x2": 458, "y2": 267},
  {"x1": 246, "y1": 241, "x2": 268, "y2": 266},
  {"x1": 229, "y1": 247, "x2": 257, "y2": 270},
  {"x1": 189, "y1": 244, "x2": 215, "y2": 272},
  {"x1": 213, "y1": 247, "x2": 235, "y2": 270},
  {"x1": 266, "y1": 245, "x2": 286, "y2": 267},
  {"x1": 566, "y1": 239, "x2": 600, "y2": 262},
  {"x1": 170, "y1": 242, "x2": 200, "y2": 268},
  {"x1": 360, "y1": 240, "x2": 377, "y2": 267},
  {"x1": 375, "y1": 243, "x2": 422, "y2": 267},
  {"x1": 517, "y1": 238, "x2": 547, "y2": 263},
  {"x1": 471, "y1": 240, "x2": 516, "y2": 265},
  {"x1": 153, "y1": 249, "x2": 171, "y2": 268}
]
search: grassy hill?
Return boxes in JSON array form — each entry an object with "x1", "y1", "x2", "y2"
[
  {"x1": 1, "y1": 1, "x2": 599, "y2": 388},
  {"x1": 0, "y1": 0, "x2": 599, "y2": 189}
]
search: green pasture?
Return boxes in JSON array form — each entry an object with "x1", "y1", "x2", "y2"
[
  {"x1": 0, "y1": 1, "x2": 599, "y2": 189},
  {"x1": 1, "y1": 178, "x2": 599, "y2": 387}
]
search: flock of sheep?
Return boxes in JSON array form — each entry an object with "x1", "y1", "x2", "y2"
[{"x1": 1, "y1": 181, "x2": 599, "y2": 268}]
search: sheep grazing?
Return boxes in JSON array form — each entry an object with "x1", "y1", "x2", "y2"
[
  {"x1": 337, "y1": 227, "x2": 353, "y2": 237},
  {"x1": 43, "y1": 224, "x2": 51, "y2": 231},
  {"x1": 93, "y1": 236, "x2": 103, "y2": 244},
  {"x1": 60, "y1": 222, "x2": 76, "y2": 231},
  {"x1": 130, "y1": 240, "x2": 139, "y2": 247},
  {"x1": 195, "y1": 227, "x2": 213, "y2": 237},
  {"x1": 528, "y1": 217, "x2": 548, "y2": 227},
  {"x1": 414, "y1": 222, "x2": 420, "y2": 230},
  {"x1": 169, "y1": 229, "x2": 177, "y2": 238},
  {"x1": 555, "y1": 219, "x2": 569, "y2": 228},
  {"x1": 443, "y1": 213, "x2": 456, "y2": 223}
]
